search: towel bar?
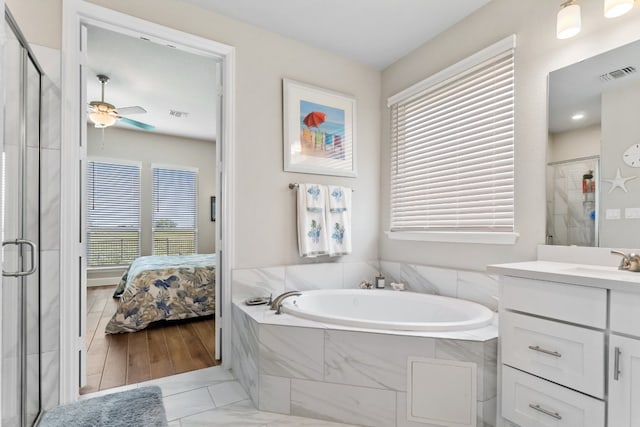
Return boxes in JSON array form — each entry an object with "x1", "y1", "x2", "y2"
[{"x1": 289, "y1": 183, "x2": 354, "y2": 191}]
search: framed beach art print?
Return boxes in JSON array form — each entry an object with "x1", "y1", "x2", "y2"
[{"x1": 283, "y1": 79, "x2": 357, "y2": 177}]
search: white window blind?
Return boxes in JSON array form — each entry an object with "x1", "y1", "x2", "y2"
[
  {"x1": 87, "y1": 160, "x2": 141, "y2": 267},
  {"x1": 389, "y1": 36, "x2": 515, "y2": 234},
  {"x1": 152, "y1": 166, "x2": 198, "y2": 255}
]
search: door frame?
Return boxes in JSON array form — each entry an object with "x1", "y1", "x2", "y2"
[{"x1": 60, "y1": 0, "x2": 235, "y2": 404}]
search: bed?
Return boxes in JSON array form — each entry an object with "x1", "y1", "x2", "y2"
[{"x1": 105, "y1": 253, "x2": 216, "y2": 334}]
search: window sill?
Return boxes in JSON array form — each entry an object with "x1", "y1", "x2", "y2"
[{"x1": 385, "y1": 231, "x2": 519, "y2": 245}]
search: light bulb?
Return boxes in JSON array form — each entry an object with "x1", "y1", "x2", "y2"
[
  {"x1": 557, "y1": 2, "x2": 582, "y2": 39},
  {"x1": 604, "y1": 0, "x2": 634, "y2": 17},
  {"x1": 89, "y1": 111, "x2": 117, "y2": 128}
]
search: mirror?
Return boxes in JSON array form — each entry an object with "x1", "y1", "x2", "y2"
[{"x1": 547, "y1": 39, "x2": 640, "y2": 248}]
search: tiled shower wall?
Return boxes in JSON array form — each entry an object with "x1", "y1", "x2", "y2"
[
  {"x1": 33, "y1": 44, "x2": 62, "y2": 411},
  {"x1": 546, "y1": 159, "x2": 598, "y2": 247}
]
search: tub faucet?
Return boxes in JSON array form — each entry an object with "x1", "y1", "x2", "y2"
[
  {"x1": 611, "y1": 250, "x2": 640, "y2": 272},
  {"x1": 270, "y1": 291, "x2": 302, "y2": 314}
]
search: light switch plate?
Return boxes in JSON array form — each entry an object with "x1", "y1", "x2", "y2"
[
  {"x1": 625, "y1": 207, "x2": 640, "y2": 219},
  {"x1": 606, "y1": 209, "x2": 621, "y2": 220}
]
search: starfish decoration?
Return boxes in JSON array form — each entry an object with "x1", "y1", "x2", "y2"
[{"x1": 604, "y1": 168, "x2": 637, "y2": 193}]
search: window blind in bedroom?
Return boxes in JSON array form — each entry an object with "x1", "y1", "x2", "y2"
[
  {"x1": 388, "y1": 36, "x2": 515, "y2": 235},
  {"x1": 152, "y1": 166, "x2": 198, "y2": 256},
  {"x1": 87, "y1": 160, "x2": 141, "y2": 267}
]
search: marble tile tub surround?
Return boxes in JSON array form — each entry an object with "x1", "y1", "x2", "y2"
[
  {"x1": 231, "y1": 303, "x2": 498, "y2": 427},
  {"x1": 233, "y1": 260, "x2": 499, "y2": 312}
]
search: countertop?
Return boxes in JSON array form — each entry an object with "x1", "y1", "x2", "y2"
[{"x1": 488, "y1": 260, "x2": 640, "y2": 292}]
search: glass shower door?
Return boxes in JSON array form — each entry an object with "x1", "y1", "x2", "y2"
[{"x1": 2, "y1": 11, "x2": 42, "y2": 427}]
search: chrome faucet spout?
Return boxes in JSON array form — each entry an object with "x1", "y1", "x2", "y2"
[
  {"x1": 611, "y1": 250, "x2": 640, "y2": 272},
  {"x1": 270, "y1": 291, "x2": 302, "y2": 314}
]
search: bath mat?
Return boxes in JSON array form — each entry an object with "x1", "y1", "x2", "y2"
[{"x1": 39, "y1": 386, "x2": 168, "y2": 427}]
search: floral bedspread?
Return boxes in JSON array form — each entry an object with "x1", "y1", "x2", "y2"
[{"x1": 105, "y1": 254, "x2": 216, "y2": 334}]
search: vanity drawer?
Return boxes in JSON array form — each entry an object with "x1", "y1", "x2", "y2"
[
  {"x1": 501, "y1": 311, "x2": 605, "y2": 398},
  {"x1": 502, "y1": 365, "x2": 604, "y2": 427},
  {"x1": 610, "y1": 290, "x2": 640, "y2": 337},
  {"x1": 501, "y1": 276, "x2": 606, "y2": 328}
]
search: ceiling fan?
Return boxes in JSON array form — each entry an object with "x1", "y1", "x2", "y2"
[{"x1": 88, "y1": 74, "x2": 155, "y2": 131}]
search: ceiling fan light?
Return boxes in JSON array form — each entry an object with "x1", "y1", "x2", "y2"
[
  {"x1": 557, "y1": 2, "x2": 581, "y2": 39},
  {"x1": 89, "y1": 110, "x2": 117, "y2": 128},
  {"x1": 604, "y1": 0, "x2": 634, "y2": 17}
]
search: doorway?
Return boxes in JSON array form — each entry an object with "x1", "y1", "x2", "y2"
[
  {"x1": 60, "y1": 1, "x2": 235, "y2": 404},
  {"x1": 79, "y1": 23, "x2": 221, "y2": 394}
]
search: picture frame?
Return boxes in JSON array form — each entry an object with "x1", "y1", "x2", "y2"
[
  {"x1": 283, "y1": 79, "x2": 357, "y2": 177},
  {"x1": 210, "y1": 196, "x2": 216, "y2": 222}
]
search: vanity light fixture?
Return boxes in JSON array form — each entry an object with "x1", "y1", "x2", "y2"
[
  {"x1": 557, "y1": 0, "x2": 582, "y2": 39},
  {"x1": 604, "y1": 0, "x2": 635, "y2": 18},
  {"x1": 571, "y1": 112, "x2": 585, "y2": 120}
]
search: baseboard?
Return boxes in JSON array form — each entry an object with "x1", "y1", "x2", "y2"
[{"x1": 87, "y1": 276, "x2": 121, "y2": 287}]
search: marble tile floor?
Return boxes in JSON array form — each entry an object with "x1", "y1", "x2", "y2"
[{"x1": 80, "y1": 365, "x2": 358, "y2": 426}]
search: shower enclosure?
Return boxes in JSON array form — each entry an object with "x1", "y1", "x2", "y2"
[{"x1": 1, "y1": 9, "x2": 43, "y2": 427}]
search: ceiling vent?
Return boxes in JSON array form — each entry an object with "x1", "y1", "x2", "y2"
[
  {"x1": 169, "y1": 110, "x2": 189, "y2": 118},
  {"x1": 599, "y1": 66, "x2": 636, "y2": 82}
]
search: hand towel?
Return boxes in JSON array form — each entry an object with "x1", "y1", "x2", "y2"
[
  {"x1": 327, "y1": 185, "x2": 352, "y2": 256},
  {"x1": 297, "y1": 184, "x2": 329, "y2": 257}
]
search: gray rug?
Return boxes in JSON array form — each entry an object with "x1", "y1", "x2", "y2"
[{"x1": 39, "y1": 386, "x2": 168, "y2": 427}]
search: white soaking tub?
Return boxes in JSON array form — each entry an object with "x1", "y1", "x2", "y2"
[{"x1": 280, "y1": 289, "x2": 494, "y2": 331}]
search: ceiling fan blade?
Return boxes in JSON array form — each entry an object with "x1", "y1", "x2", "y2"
[
  {"x1": 116, "y1": 106, "x2": 147, "y2": 115},
  {"x1": 118, "y1": 116, "x2": 155, "y2": 131}
]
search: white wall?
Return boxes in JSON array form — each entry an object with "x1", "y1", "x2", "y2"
[
  {"x1": 548, "y1": 125, "x2": 601, "y2": 164},
  {"x1": 600, "y1": 80, "x2": 640, "y2": 248},
  {"x1": 7, "y1": 0, "x2": 382, "y2": 269},
  {"x1": 380, "y1": 0, "x2": 640, "y2": 271},
  {"x1": 87, "y1": 126, "x2": 216, "y2": 255}
]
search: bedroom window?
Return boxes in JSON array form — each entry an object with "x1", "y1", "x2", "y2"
[
  {"x1": 387, "y1": 35, "x2": 517, "y2": 244},
  {"x1": 87, "y1": 160, "x2": 141, "y2": 267},
  {"x1": 152, "y1": 165, "x2": 198, "y2": 255}
]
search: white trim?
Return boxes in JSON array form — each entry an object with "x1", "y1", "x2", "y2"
[
  {"x1": 386, "y1": 231, "x2": 520, "y2": 245},
  {"x1": 88, "y1": 156, "x2": 142, "y2": 167},
  {"x1": 61, "y1": 0, "x2": 236, "y2": 404},
  {"x1": 387, "y1": 35, "x2": 516, "y2": 107},
  {"x1": 150, "y1": 163, "x2": 199, "y2": 173},
  {"x1": 0, "y1": 0, "x2": 5, "y2": 422},
  {"x1": 87, "y1": 276, "x2": 123, "y2": 287}
]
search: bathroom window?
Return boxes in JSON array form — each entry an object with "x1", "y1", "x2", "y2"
[
  {"x1": 387, "y1": 35, "x2": 517, "y2": 244},
  {"x1": 152, "y1": 165, "x2": 198, "y2": 255},
  {"x1": 87, "y1": 160, "x2": 141, "y2": 267}
]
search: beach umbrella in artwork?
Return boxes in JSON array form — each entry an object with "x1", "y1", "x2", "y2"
[{"x1": 303, "y1": 111, "x2": 326, "y2": 128}]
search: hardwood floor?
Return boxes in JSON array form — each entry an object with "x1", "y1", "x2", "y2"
[{"x1": 80, "y1": 285, "x2": 220, "y2": 395}]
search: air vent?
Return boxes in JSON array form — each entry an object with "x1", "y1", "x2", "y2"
[
  {"x1": 169, "y1": 110, "x2": 189, "y2": 118},
  {"x1": 599, "y1": 66, "x2": 637, "y2": 82}
]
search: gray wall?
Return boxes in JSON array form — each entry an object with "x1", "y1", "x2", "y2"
[
  {"x1": 548, "y1": 125, "x2": 601, "y2": 164},
  {"x1": 600, "y1": 80, "x2": 640, "y2": 248},
  {"x1": 380, "y1": 0, "x2": 640, "y2": 271},
  {"x1": 87, "y1": 126, "x2": 216, "y2": 255}
]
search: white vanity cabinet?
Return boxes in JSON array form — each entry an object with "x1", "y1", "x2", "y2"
[
  {"x1": 499, "y1": 275, "x2": 607, "y2": 426},
  {"x1": 493, "y1": 260, "x2": 640, "y2": 427},
  {"x1": 608, "y1": 290, "x2": 640, "y2": 427}
]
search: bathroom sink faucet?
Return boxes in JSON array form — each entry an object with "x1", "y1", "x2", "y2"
[
  {"x1": 270, "y1": 291, "x2": 302, "y2": 314},
  {"x1": 611, "y1": 250, "x2": 640, "y2": 272}
]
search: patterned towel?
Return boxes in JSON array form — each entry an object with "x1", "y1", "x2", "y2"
[
  {"x1": 297, "y1": 184, "x2": 329, "y2": 257},
  {"x1": 327, "y1": 186, "x2": 352, "y2": 256}
]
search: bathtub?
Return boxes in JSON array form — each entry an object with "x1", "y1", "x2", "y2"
[{"x1": 280, "y1": 289, "x2": 494, "y2": 331}]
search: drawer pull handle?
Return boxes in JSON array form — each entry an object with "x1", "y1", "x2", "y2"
[
  {"x1": 614, "y1": 347, "x2": 621, "y2": 381},
  {"x1": 529, "y1": 403, "x2": 562, "y2": 420},
  {"x1": 528, "y1": 345, "x2": 562, "y2": 358}
]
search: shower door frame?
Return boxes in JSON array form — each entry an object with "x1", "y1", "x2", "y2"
[{"x1": 1, "y1": 6, "x2": 44, "y2": 426}]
